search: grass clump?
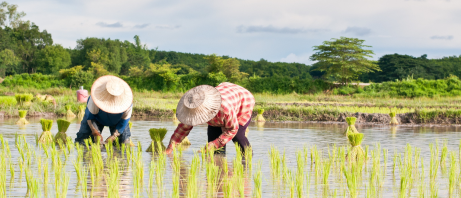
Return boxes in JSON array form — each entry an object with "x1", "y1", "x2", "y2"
[
  {"x1": 256, "y1": 109, "x2": 266, "y2": 122},
  {"x1": 16, "y1": 110, "x2": 29, "y2": 125},
  {"x1": 345, "y1": 117, "x2": 359, "y2": 135},
  {"x1": 347, "y1": 132, "x2": 365, "y2": 162},
  {"x1": 38, "y1": 119, "x2": 53, "y2": 144},
  {"x1": 389, "y1": 112, "x2": 399, "y2": 125},
  {"x1": 15, "y1": 93, "x2": 34, "y2": 106},
  {"x1": 54, "y1": 119, "x2": 70, "y2": 144},
  {"x1": 146, "y1": 128, "x2": 167, "y2": 152},
  {"x1": 77, "y1": 105, "x2": 86, "y2": 120},
  {"x1": 65, "y1": 104, "x2": 76, "y2": 118}
]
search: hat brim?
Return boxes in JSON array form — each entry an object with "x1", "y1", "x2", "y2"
[
  {"x1": 91, "y1": 75, "x2": 133, "y2": 114},
  {"x1": 176, "y1": 85, "x2": 222, "y2": 126}
]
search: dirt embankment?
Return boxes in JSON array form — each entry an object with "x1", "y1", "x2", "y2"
[
  {"x1": 259, "y1": 102, "x2": 461, "y2": 109},
  {"x1": 2, "y1": 108, "x2": 461, "y2": 125},
  {"x1": 0, "y1": 111, "x2": 56, "y2": 119}
]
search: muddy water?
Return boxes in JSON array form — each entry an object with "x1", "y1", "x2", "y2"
[{"x1": 1, "y1": 117, "x2": 461, "y2": 197}]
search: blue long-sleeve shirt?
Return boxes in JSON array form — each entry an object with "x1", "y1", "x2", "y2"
[{"x1": 84, "y1": 96, "x2": 132, "y2": 134}]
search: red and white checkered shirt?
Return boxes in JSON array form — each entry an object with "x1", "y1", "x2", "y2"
[{"x1": 167, "y1": 82, "x2": 255, "y2": 149}]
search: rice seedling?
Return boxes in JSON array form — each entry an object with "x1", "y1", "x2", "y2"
[
  {"x1": 440, "y1": 141, "x2": 448, "y2": 168},
  {"x1": 269, "y1": 146, "x2": 281, "y2": 179},
  {"x1": 389, "y1": 112, "x2": 399, "y2": 125},
  {"x1": 244, "y1": 146, "x2": 253, "y2": 174},
  {"x1": 133, "y1": 148, "x2": 144, "y2": 198},
  {"x1": 429, "y1": 144, "x2": 439, "y2": 198},
  {"x1": 448, "y1": 151, "x2": 457, "y2": 197},
  {"x1": 346, "y1": 132, "x2": 365, "y2": 162},
  {"x1": 55, "y1": 165, "x2": 71, "y2": 198},
  {"x1": 342, "y1": 163, "x2": 359, "y2": 198},
  {"x1": 38, "y1": 119, "x2": 53, "y2": 144},
  {"x1": 256, "y1": 109, "x2": 265, "y2": 122},
  {"x1": 106, "y1": 158, "x2": 120, "y2": 198},
  {"x1": 54, "y1": 119, "x2": 70, "y2": 144},
  {"x1": 90, "y1": 141, "x2": 104, "y2": 177},
  {"x1": 16, "y1": 110, "x2": 29, "y2": 125},
  {"x1": 155, "y1": 147, "x2": 167, "y2": 197},
  {"x1": 233, "y1": 144, "x2": 245, "y2": 198},
  {"x1": 65, "y1": 104, "x2": 76, "y2": 118},
  {"x1": 251, "y1": 161, "x2": 262, "y2": 198},
  {"x1": 221, "y1": 157, "x2": 233, "y2": 198},
  {"x1": 25, "y1": 167, "x2": 40, "y2": 197},
  {"x1": 0, "y1": 152, "x2": 6, "y2": 197},
  {"x1": 295, "y1": 150, "x2": 305, "y2": 198},
  {"x1": 146, "y1": 128, "x2": 167, "y2": 152},
  {"x1": 345, "y1": 117, "x2": 359, "y2": 135},
  {"x1": 77, "y1": 105, "x2": 86, "y2": 120}
]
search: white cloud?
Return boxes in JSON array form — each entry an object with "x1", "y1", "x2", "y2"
[
  {"x1": 96, "y1": 22, "x2": 123, "y2": 28},
  {"x1": 280, "y1": 53, "x2": 315, "y2": 65},
  {"x1": 10, "y1": 0, "x2": 461, "y2": 61}
]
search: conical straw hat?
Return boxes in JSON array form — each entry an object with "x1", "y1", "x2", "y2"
[
  {"x1": 176, "y1": 85, "x2": 222, "y2": 126},
  {"x1": 91, "y1": 75, "x2": 133, "y2": 114}
]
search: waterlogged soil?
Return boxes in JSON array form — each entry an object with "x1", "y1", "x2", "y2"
[{"x1": 1, "y1": 117, "x2": 461, "y2": 197}]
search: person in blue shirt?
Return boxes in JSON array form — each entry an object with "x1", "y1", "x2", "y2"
[{"x1": 75, "y1": 75, "x2": 133, "y2": 145}]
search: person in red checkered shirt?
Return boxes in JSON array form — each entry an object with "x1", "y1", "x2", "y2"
[{"x1": 165, "y1": 82, "x2": 255, "y2": 154}]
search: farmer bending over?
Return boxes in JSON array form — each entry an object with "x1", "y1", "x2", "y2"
[
  {"x1": 165, "y1": 82, "x2": 255, "y2": 154},
  {"x1": 75, "y1": 75, "x2": 133, "y2": 145}
]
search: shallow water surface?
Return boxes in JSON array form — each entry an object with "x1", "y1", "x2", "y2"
[{"x1": 1, "y1": 117, "x2": 461, "y2": 197}]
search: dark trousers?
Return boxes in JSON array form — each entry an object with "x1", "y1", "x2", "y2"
[
  {"x1": 75, "y1": 118, "x2": 131, "y2": 145},
  {"x1": 207, "y1": 118, "x2": 251, "y2": 154}
]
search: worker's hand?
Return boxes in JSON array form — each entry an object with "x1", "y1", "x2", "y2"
[
  {"x1": 198, "y1": 142, "x2": 216, "y2": 153},
  {"x1": 104, "y1": 130, "x2": 120, "y2": 144},
  {"x1": 165, "y1": 147, "x2": 173, "y2": 155}
]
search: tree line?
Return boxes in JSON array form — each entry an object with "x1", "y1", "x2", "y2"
[{"x1": 1, "y1": 1, "x2": 461, "y2": 94}]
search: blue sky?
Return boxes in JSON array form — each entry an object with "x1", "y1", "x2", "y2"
[{"x1": 13, "y1": 0, "x2": 461, "y2": 65}]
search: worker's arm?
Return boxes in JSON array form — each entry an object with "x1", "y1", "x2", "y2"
[
  {"x1": 210, "y1": 110, "x2": 239, "y2": 149},
  {"x1": 165, "y1": 123, "x2": 193, "y2": 154},
  {"x1": 105, "y1": 105, "x2": 132, "y2": 144},
  {"x1": 87, "y1": 119, "x2": 103, "y2": 143},
  {"x1": 85, "y1": 96, "x2": 104, "y2": 143}
]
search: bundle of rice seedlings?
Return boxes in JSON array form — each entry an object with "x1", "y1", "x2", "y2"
[
  {"x1": 16, "y1": 110, "x2": 29, "y2": 125},
  {"x1": 172, "y1": 109, "x2": 179, "y2": 121},
  {"x1": 65, "y1": 105, "x2": 76, "y2": 118},
  {"x1": 180, "y1": 137, "x2": 191, "y2": 147},
  {"x1": 256, "y1": 109, "x2": 265, "y2": 122},
  {"x1": 77, "y1": 105, "x2": 86, "y2": 120},
  {"x1": 389, "y1": 112, "x2": 399, "y2": 125},
  {"x1": 54, "y1": 119, "x2": 71, "y2": 144},
  {"x1": 15, "y1": 93, "x2": 34, "y2": 106},
  {"x1": 245, "y1": 128, "x2": 249, "y2": 137},
  {"x1": 38, "y1": 119, "x2": 53, "y2": 144},
  {"x1": 346, "y1": 132, "x2": 365, "y2": 162},
  {"x1": 344, "y1": 117, "x2": 359, "y2": 135},
  {"x1": 146, "y1": 128, "x2": 167, "y2": 152}
]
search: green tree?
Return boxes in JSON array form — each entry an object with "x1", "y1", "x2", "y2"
[
  {"x1": 0, "y1": 1, "x2": 27, "y2": 28},
  {"x1": 204, "y1": 54, "x2": 224, "y2": 74},
  {"x1": 310, "y1": 37, "x2": 380, "y2": 85},
  {"x1": 0, "y1": 48, "x2": 20, "y2": 77},
  {"x1": 36, "y1": 44, "x2": 71, "y2": 74},
  {"x1": 222, "y1": 58, "x2": 248, "y2": 82}
]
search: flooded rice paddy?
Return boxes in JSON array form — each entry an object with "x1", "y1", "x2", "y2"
[{"x1": 1, "y1": 117, "x2": 461, "y2": 197}]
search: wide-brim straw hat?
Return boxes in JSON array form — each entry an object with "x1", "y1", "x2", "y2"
[
  {"x1": 176, "y1": 85, "x2": 222, "y2": 126},
  {"x1": 91, "y1": 75, "x2": 133, "y2": 114}
]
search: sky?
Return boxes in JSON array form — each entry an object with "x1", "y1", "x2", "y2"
[{"x1": 12, "y1": 0, "x2": 461, "y2": 65}]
